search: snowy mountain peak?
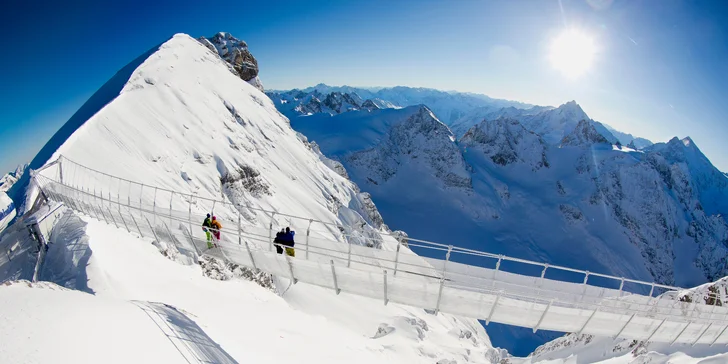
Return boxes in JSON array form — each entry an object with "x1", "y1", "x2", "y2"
[
  {"x1": 0, "y1": 163, "x2": 27, "y2": 193},
  {"x1": 197, "y1": 32, "x2": 263, "y2": 91},
  {"x1": 556, "y1": 100, "x2": 589, "y2": 120},
  {"x1": 322, "y1": 91, "x2": 363, "y2": 113},
  {"x1": 346, "y1": 105, "x2": 472, "y2": 189},
  {"x1": 560, "y1": 119, "x2": 611, "y2": 147},
  {"x1": 681, "y1": 136, "x2": 696, "y2": 148},
  {"x1": 360, "y1": 99, "x2": 380, "y2": 111},
  {"x1": 461, "y1": 117, "x2": 549, "y2": 170}
]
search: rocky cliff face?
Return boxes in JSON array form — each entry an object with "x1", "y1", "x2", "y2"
[
  {"x1": 560, "y1": 119, "x2": 611, "y2": 147},
  {"x1": 267, "y1": 89, "x2": 383, "y2": 118},
  {"x1": 347, "y1": 106, "x2": 472, "y2": 189},
  {"x1": 460, "y1": 117, "x2": 550, "y2": 171},
  {"x1": 198, "y1": 32, "x2": 263, "y2": 92}
]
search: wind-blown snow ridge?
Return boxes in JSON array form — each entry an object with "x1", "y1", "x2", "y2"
[{"x1": 6, "y1": 32, "x2": 508, "y2": 363}]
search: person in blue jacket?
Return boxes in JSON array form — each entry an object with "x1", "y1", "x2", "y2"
[{"x1": 281, "y1": 227, "x2": 295, "y2": 257}]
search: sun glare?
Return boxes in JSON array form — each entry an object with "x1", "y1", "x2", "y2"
[{"x1": 549, "y1": 29, "x2": 596, "y2": 79}]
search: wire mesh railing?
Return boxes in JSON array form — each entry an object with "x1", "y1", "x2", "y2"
[{"x1": 28, "y1": 156, "x2": 728, "y2": 344}]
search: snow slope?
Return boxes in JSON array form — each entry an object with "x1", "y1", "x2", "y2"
[
  {"x1": 2, "y1": 212, "x2": 504, "y2": 363},
  {"x1": 0, "y1": 281, "x2": 202, "y2": 364},
  {"x1": 1, "y1": 33, "x2": 504, "y2": 363}
]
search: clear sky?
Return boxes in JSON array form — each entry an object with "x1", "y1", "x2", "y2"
[{"x1": 1, "y1": 0, "x2": 727, "y2": 173}]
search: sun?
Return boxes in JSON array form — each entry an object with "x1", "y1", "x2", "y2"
[{"x1": 549, "y1": 29, "x2": 597, "y2": 79}]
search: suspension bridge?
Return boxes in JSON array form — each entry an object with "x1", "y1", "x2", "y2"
[{"x1": 24, "y1": 156, "x2": 728, "y2": 346}]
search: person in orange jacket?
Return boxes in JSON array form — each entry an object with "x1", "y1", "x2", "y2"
[{"x1": 210, "y1": 216, "x2": 222, "y2": 243}]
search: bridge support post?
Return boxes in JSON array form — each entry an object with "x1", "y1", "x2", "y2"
[
  {"x1": 533, "y1": 299, "x2": 553, "y2": 333},
  {"x1": 169, "y1": 192, "x2": 173, "y2": 229},
  {"x1": 618, "y1": 277, "x2": 625, "y2": 297},
  {"x1": 162, "y1": 221, "x2": 176, "y2": 246},
  {"x1": 330, "y1": 260, "x2": 341, "y2": 295},
  {"x1": 305, "y1": 219, "x2": 313, "y2": 260},
  {"x1": 383, "y1": 270, "x2": 389, "y2": 306},
  {"x1": 580, "y1": 271, "x2": 590, "y2": 301},
  {"x1": 710, "y1": 324, "x2": 728, "y2": 347},
  {"x1": 648, "y1": 282, "x2": 655, "y2": 298},
  {"x1": 129, "y1": 211, "x2": 144, "y2": 238},
  {"x1": 182, "y1": 228, "x2": 202, "y2": 257},
  {"x1": 139, "y1": 184, "x2": 144, "y2": 212},
  {"x1": 58, "y1": 158, "x2": 64, "y2": 184},
  {"x1": 615, "y1": 313, "x2": 636, "y2": 339},
  {"x1": 693, "y1": 322, "x2": 713, "y2": 346},
  {"x1": 152, "y1": 187, "x2": 158, "y2": 227},
  {"x1": 87, "y1": 195, "x2": 102, "y2": 221},
  {"x1": 97, "y1": 202, "x2": 110, "y2": 225},
  {"x1": 347, "y1": 238, "x2": 352, "y2": 268},
  {"x1": 243, "y1": 239, "x2": 256, "y2": 270},
  {"x1": 645, "y1": 318, "x2": 667, "y2": 343},
  {"x1": 116, "y1": 202, "x2": 131, "y2": 233},
  {"x1": 539, "y1": 264, "x2": 548, "y2": 283},
  {"x1": 237, "y1": 213, "x2": 242, "y2": 246},
  {"x1": 268, "y1": 213, "x2": 276, "y2": 252},
  {"x1": 144, "y1": 216, "x2": 160, "y2": 244},
  {"x1": 189, "y1": 199, "x2": 194, "y2": 246},
  {"x1": 670, "y1": 321, "x2": 691, "y2": 346},
  {"x1": 106, "y1": 206, "x2": 119, "y2": 229},
  {"x1": 486, "y1": 291, "x2": 502, "y2": 325},
  {"x1": 393, "y1": 239, "x2": 402, "y2": 277},
  {"x1": 491, "y1": 255, "x2": 503, "y2": 288},
  {"x1": 434, "y1": 245, "x2": 453, "y2": 315},
  {"x1": 578, "y1": 306, "x2": 599, "y2": 335}
]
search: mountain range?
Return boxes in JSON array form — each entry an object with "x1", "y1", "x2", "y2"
[
  {"x1": 4, "y1": 30, "x2": 727, "y2": 362},
  {"x1": 286, "y1": 91, "x2": 728, "y2": 354}
]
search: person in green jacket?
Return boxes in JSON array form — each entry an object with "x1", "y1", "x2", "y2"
[{"x1": 202, "y1": 213, "x2": 213, "y2": 248}]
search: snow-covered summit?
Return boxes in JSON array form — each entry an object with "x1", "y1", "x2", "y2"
[
  {"x1": 197, "y1": 32, "x2": 263, "y2": 91},
  {"x1": 460, "y1": 117, "x2": 549, "y2": 171},
  {"x1": 348, "y1": 105, "x2": 472, "y2": 189},
  {"x1": 3, "y1": 32, "x2": 503, "y2": 363},
  {"x1": 0, "y1": 163, "x2": 26, "y2": 192},
  {"x1": 560, "y1": 119, "x2": 611, "y2": 147},
  {"x1": 519, "y1": 101, "x2": 593, "y2": 144}
]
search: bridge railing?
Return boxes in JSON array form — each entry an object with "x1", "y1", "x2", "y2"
[
  {"x1": 30, "y1": 157, "x2": 728, "y2": 345},
  {"x1": 43, "y1": 156, "x2": 688, "y2": 296}
]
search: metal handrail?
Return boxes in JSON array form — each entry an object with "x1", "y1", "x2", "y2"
[
  {"x1": 34, "y1": 173, "x2": 728, "y2": 345},
  {"x1": 48, "y1": 155, "x2": 687, "y2": 294}
]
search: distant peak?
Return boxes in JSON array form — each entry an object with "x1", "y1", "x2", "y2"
[
  {"x1": 560, "y1": 119, "x2": 610, "y2": 147},
  {"x1": 667, "y1": 136, "x2": 699, "y2": 151},
  {"x1": 558, "y1": 100, "x2": 583, "y2": 111},
  {"x1": 416, "y1": 104, "x2": 436, "y2": 117}
]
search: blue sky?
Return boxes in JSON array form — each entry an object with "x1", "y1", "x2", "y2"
[{"x1": 1, "y1": 0, "x2": 727, "y2": 173}]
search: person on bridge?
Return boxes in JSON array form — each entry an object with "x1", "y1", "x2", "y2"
[
  {"x1": 202, "y1": 214, "x2": 214, "y2": 249},
  {"x1": 281, "y1": 227, "x2": 295, "y2": 257},
  {"x1": 273, "y1": 228, "x2": 285, "y2": 254},
  {"x1": 210, "y1": 216, "x2": 222, "y2": 245}
]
